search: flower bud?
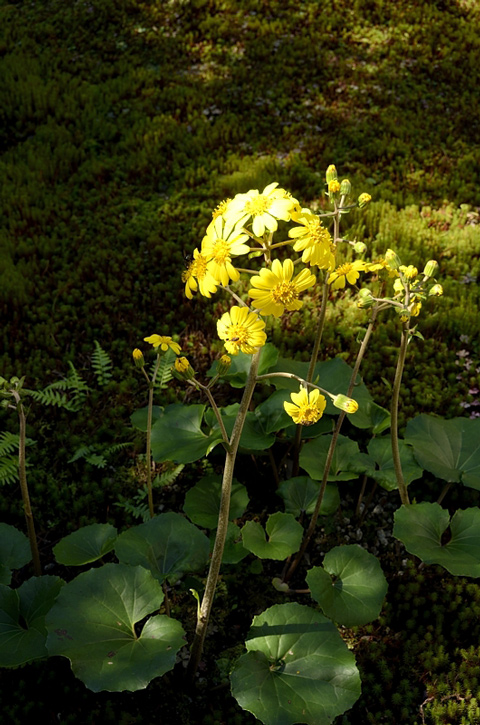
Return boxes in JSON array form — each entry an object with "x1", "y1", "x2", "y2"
[
  {"x1": 357, "y1": 287, "x2": 375, "y2": 308},
  {"x1": 429, "y1": 283, "x2": 443, "y2": 296},
  {"x1": 326, "y1": 164, "x2": 338, "y2": 184},
  {"x1": 340, "y1": 178, "x2": 352, "y2": 198},
  {"x1": 358, "y1": 193, "x2": 372, "y2": 209},
  {"x1": 173, "y1": 356, "x2": 195, "y2": 381},
  {"x1": 328, "y1": 179, "x2": 340, "y2": 195},
  {"x1": 333, "y1": 394, "x2": 359, "y2": 413},
  {"x1": 353, "y1": 241, "x2": 367, "y2": 254},
  {"x1": 217, "y1": 354, "x2": 232, "y2": 376},
  {"x1": 423, "y1": 260, "x2": 439, "y2": 278},
  {"x1": 385, "y1": 248, "x2": 402, "y2": 270},
  {"x1": 132, "y1": 348, "x2": 145, "y2": 368}
]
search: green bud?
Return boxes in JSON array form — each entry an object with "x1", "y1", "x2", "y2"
[
  {"x1": 217, "y1": 354, "x2": 232, "y2": 376},
  {"x1": 353, "y1": 241, "x2": 367, "y2": 254},
  {"x1": 132, "y1": 348, "x2": 145, "y2": 368},
  {"x1": 173, "y1": 356, "x2": 195, "y2": 381},
  {"x1": 357, "y1": 288, "x2": 375, "y2": 308},
  {"x1": 340, "y1": 178, "x2": 352, "y2": 197},
  {"x1": 326, "y1": 164, "x2": 338, "y2": 184},
  {"x1": 385, "y1": 248, "x2": 402, "y2": 270},
  {"x1": 358, "y1": 193, "x2": 372, "y2": 209},
  {"x1": 423, "y1": 260, "x2": 439, "y2": 278},
  {"x1": 332, "y1": 394, "x2": 359, "y2": 413},
  {"x1": 429, "y1": 284, "x2": 443, "y2": 296}
]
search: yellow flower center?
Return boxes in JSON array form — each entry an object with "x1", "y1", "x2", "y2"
[
  {"x1": 226, "y1": 324, "x2": 249, "y2": 344},
  {"x1": 212, "y1": 240, "x2": 230, "y2": 265},
  {"x1": 271, "y1": 282, "x2": 298, "y2": 305},
  {"x1": 307, "y1": 220, "x2": 331, "y2": 245},
  {"x1": 245, "y1": 195, "x2": 270, "y2": 217},
  {"x1": 298, "y1": 406, "x2": 321, "y2": 425},
  {"x1": 194, "y1": 253, "x2": 208, "y2": 279},
  {"x1": 335, "y1": 262, "x2": 353, "y2": 276}
]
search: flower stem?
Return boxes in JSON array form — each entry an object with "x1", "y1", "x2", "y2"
[
  {"x1": 144, "y1": 356, "x2": 162, "y2": 519},
  {"x1": 391, "y1": 322, "x2": 411, "y2": 506},
  {"x1": 186, "y1": 349, "x2": 262, "y2": 681}
]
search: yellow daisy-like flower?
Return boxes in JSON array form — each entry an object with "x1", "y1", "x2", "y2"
[
  {"x1": 182, "y1": 248, "x2": 218, "y2": 299},
  {"x1": 217, "y1": 306, "x2": 267, "y2": 355},
  {"x1": 248, "y1": 258, "x2": 316, "y2": 318},
  {"x1": 328, "y1": 260, "x2": 367, "y2": 290},
  {"x1": 201, "y1": 216, "x2": 250, "y2": 286},
  {"x1": 399, "y1": 264, "x2": 418, "y2": 280},
  {"x1": 223, "y1": 182, "x2": 295, "y2": 237},
  {"x1": 144, "y1": 335, "x2": 181, "y2": 355},
  {"x1": 212, "y1": 198, "x2": 232, "y2": 220},
  {"x1": 288, "y1": 209, "x2": 336, "y2": 269},
  {"x1": 284, "y1": 387, "x2": 327, "y2": 426}
]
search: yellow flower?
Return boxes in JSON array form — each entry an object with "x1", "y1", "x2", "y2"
[
  {"x1": 328, "y1": 260, "x2": 366, "y2": 290},
  {"x1": 328, "y1": 179, "x2": 341, "y2": 195},
  {"x1": 358, "y1": 193, "x2": 372, "y2": 208},
  {"x1": 201, "y1": 216, "x2": 250, "y2": 286},
  {"x1": 288, "y1": 209, "x2": 336, "y2": 269},
  {"x1": 223, "y1": 182, "x2": 295, "y2": 237},
  {"x1": 399, "y1": 264, "x2": 418, "y2": 280},
  {"x1": 182, "y1": 248, "x2": 218, "y2": 299},
  {"x1": 217, "y1": 306, "x2": 267, "y2": 355},
  {"x1": 144, "y1": 335, "x2": 181, "y2": 355},
  {"x1": 132, "y1": 348, "x2": 144, "y2": 367},
  {"x1": 212, "y1": 198, "x2": 232, "y2": 220},
  {"x1": 174, "y1": 357, "x2": 190, "y2": 373},
  {"x1": 284, "y1": 387, "x2": 327, "y2": 426},
  {"x1": 248, "y1": 259, "x2": 316, "y2": 318}
]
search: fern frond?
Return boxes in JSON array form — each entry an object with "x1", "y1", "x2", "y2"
[
  {"x1": 0, "y1": 455, "x2": 20, "y2": 485},
  {"x1": 152, "y1": 348, "x2": 176, "y2": 390},
  {"x1": 0, "y1": 432, "x2": 35, "y2": 456},
  {"x1": 66, "y1": 362, "x2": 90, "y2": 411},
  {"x1": 29, "y1": 388, "x2": 70, "y2": 408},
  {"x1": 103, "y1": 442, "x2": 133, "y2": 457},
  {"x1": 68, "y1": 445, "x2": 96, "y2": 463},
  {"x1": 92, "y1": 340, "x2": 113, "y2": 386},
  {"x1": 153, "y1": 463, "x2": 184, "y2": 488},
  {"x1": 115, "y1": 491, "x2": 151, "y2": 522}
]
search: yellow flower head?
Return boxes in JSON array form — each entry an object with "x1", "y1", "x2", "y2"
[
  {"x1": 248, "y1": 258, "x2": 316, "y2": 318},
  {"x1": 217, "y1": 306, "x2": 267, "y2": 355},
  {"x1": 182, "y1": 248, "x2": 218, "y2": 299},
  {"x1": 132, "y1": 348, "x2": 144, "y2": 368},
  {"x1": 328, "y1": 179, "x2": 341, "y2": 195},
  {"x1": 144, "y1": 335, "x2": 181, "y2": 355},
  {"x1": 358, "y1": 193, "x2": 372, "y2": 208},
  {"x1": 212, "y1": 198, "x2": 232, "y2": 220},
  {"x1": 223, "y1": 182, "x2": 295, "y2": 237},
  {"x1": 174, "y1": 357, "x2": 190, "y2": 373},
  {"x1": 288, "y1": 209, "x2": 336, "y2": 269},
  {"x1": 399, "y1": 264, "x2": 418, "y2": 280},
  {"x1": 328, "y1": 260, "x2": 366, "y2": 290},
  {"x1": 284, "y1": 387, "x2": 327, "y2": 426},
  {"x1": 201, "y1": 216, "x2": 250, "y2": 286}
]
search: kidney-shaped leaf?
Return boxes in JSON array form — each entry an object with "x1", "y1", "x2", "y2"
[
  {"x1": 0, "y1": 576, "x2": 64, "y2": 667},
  {"x1": 212, "y1": 522, "x2": 249, "y2": 565},
  {"x1": 300, "y1": 435, "x2": 365, "y2": 482},
  {"x1": 365, "y1": 437, "x2": 423, "y2": 491},
  {"x1": 230, "y1": 602, "x2": 361, "y2": 725},
  {"x1": 405, "y1": 415, "x2": 480, "y2": 489},
  {"x1": 307, "y1": 545, "x2": 388, "y2": 626},
  {"x1": 183, "y1": 475, "x2": 249, "y2": 529},
  {"x1": 0, "y1": 524, "x2": 31, "y2": 581},
  {"x1": 115, "y1": 512, "x2": 210, "y2": 582},
  {"x1": 394, "y1": 503, "x2": 480, "y2": 576},
  {"x1": 46, "y1": 564, "x2": 185, "y2": 692},
  {"x1": 277, "y1": 477, "x2": 340, "y2": 517},
  {"x1": 151, "y1": 404, "x2": 222, "y2": 464},
  {"x1": 241, "y1": 513, "x2": 303, "y2": 560},
  {"x1": 54, "y1": 523, "x2": 118, "y2": 566}
]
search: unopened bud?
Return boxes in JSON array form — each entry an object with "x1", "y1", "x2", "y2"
[
  {"x1": 333, "y1": 394, "x2": 359, "y2": 413},
  {"x1": 173, "y1": 356, "x2": 195, "y2": 381},
  {"x1": 132, "y1": 348, "x2": 145, "y2": 368},
  {"x1": 357, "y1": 288, "x2": 375, "y2": 308},
  {"x1": 423, "y1": 260, "x2": 439, "y2": 278},
  {"x1": 340, "y1": 178, "x2": 352, "y2": 198},
  {"x1": 353, "y1": 241, "x2": 367, "y2": 254},
  {"x1": 217, "y1": 354, "x2": 232, "y2": 376},
  {"x1": 385, "y1": 248, "x2": 402, "y2": 270},
  {"x1": 429, "y1": 283, "x2": 443, "y2": 296},
  {"x1": 326, "y1": 164, "x2": 338, "y2": 184},
  {"x1": 358, "y1": 193, "x2": 372, "y2": 209}
]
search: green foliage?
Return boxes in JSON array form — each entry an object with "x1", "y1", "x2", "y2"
[
  {"x1": 0, "y1": 432, "x2": 34, "y2": 485},
  {"x1": 91, "y1": 341, "x2": 113, "y2": 387}
]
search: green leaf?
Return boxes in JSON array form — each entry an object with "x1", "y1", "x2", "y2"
[
  {"x1": 277, "y1": 477, "x2": 340, "y2": 517},
  {"x1": 208, "y1": 343, "x2": 279, "y2": 388},
  {"x1": 307, "y1": 545, "x2": 388, "y2": 626},
  {"x1": 213, "y1": 522, "x2": 249, "y2": 565},
  {"x1": 53, "y1": 524, "x2": 118, "y2": 566},
  {"x1": 300, "y1": 435, "x2": 365, "y2": 482},
  {"x1": 0, "y1": 576, "x2": 64, "y2": 666},
  {"x1": 393, "y1": 503, "x2": 480, "y2": 576},
  {"x1": 46, "y1": 564, "x2": 185, "y2": 692},
  {"x1": 214, "y1": 404, "x2": 276, "y2": 450},
  {"x1": 0, "y1": 523, "x2": 31, "y2": 574},
  {"x1": 254, "y1": 390, "x2": 295, "y2": 434},
  {"x1": 183, "y1": 475, "x2": 249, "y2": 529},
  {"x1": 130, "y1": 405, "x2": 163, "y2": 433},
  {"x1": 151, "y1": 404, "x2": 223, "y2": 463},
  {"x1": 230, "y1": 602, "x2": 361, "y2": 725},
  {"x1": 241, "y1": 513, "x2": 303, "y2": 560},
  {"x1": 364, "y1": 437, "x2": 423, "y2": 491},
  {"x1": 115, "y1": 512, "x2": 210, "y2": 582},
  {"x1": 405, "y1": 415, "x2": 480, "y2": 489}
]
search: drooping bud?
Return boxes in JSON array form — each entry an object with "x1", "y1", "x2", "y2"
[
  {"x1": 358, "y1": 193, "x2": 372, "y2": 209},
  {"x1": 423, "y1": 260, "x2": 439, "y2": 278},
  {"x1": 217, "y1": 354, "x2": 232, "y2": 376},
  {"x1": 173, "y1": 356, "x2": 195, "y2": 381},
  {"x1": 326, "y1": 164, "x2": 338, "y2": 184},
  {"x1": 340, "y1": 178, "x2": 352, "y2": 198},
  {"x1": 429, "y1": 283, "x2": 443, "y2": 296},
  {"x1": 353, "y1": 241, "x2": 367, "y2": 254},
  {"x1": 132, "y1": 348, "x2": 145, "y2": 368},
  {"x1": 357, "y1": 287, "x2": 375, "y2": 308},
  {"x1": 385, "y1": 248, "x2": 402, "y2": 270},
  {"x1": 333, "y1": 394, "x2": 359, "y2": 413}
]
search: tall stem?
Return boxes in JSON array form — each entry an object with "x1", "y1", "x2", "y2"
[
  {"x1": 187, "y1": 349, "x2": 262, "y2": 680},
  {"x1": 391, "y1": 323, "x2": 410, "y2": 506},
  {"x1": 145, "y1": 355, "x2": 161, "y2": 519},
  {"x1": 284, "y1": 306, "x2": 378, "y2": 583},
  {"x1": 13, "y1": 394, "x2": 41, "y2": 576}
]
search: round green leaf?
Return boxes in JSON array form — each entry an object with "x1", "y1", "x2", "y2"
[
  {"x1": 184, "y1": 475, "x2": 249, "y2": 529},
  {"x1": 130, "y1": 405, "x2": 162, "y2": 432},
  {"x1": 151, "y1": 404, "x2": 223, "y2": 463},
  {"x1": 307, "y1": 545, "x2": 388, "y2": 626},
  {"x1": 393, "y1": 502, "x2": 480, "y2": 576},
  {"x1": 212, "y1": 522, "x2": 249, "y2": 565},
  {"x1": 115, "y1": 512, "x2": 210, "y2": 582},
  {"x1": 230, "y1": 602, "x2": 361, "y2": 725},
  {"x1": 300, "y1": 435, "x2": 363, "y2": 482},
  {"x1": 365, "y1": 437, "x2": 423, "y2": 491},
  {"x1": 53, "y1": 523, "x2": 118, "y2": 565},
  {"x1": 46, "y1": 564, "x2": 185, "y2": 692},
  {"x1": 277, "y1": 477, "x2": 340, "y2": 517},
  {"x1": 241, "y1": 513, "x2": 303, "y2": 560},
  {"x1": 0, "y1": 576, "x2": 64, "y2": 667},
  {"x1": 0, "y1": 523, "x2": 31, "y2": 572},
  {"x1": 405, "y1": 415, "x2": 480, "y2": 489}
]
